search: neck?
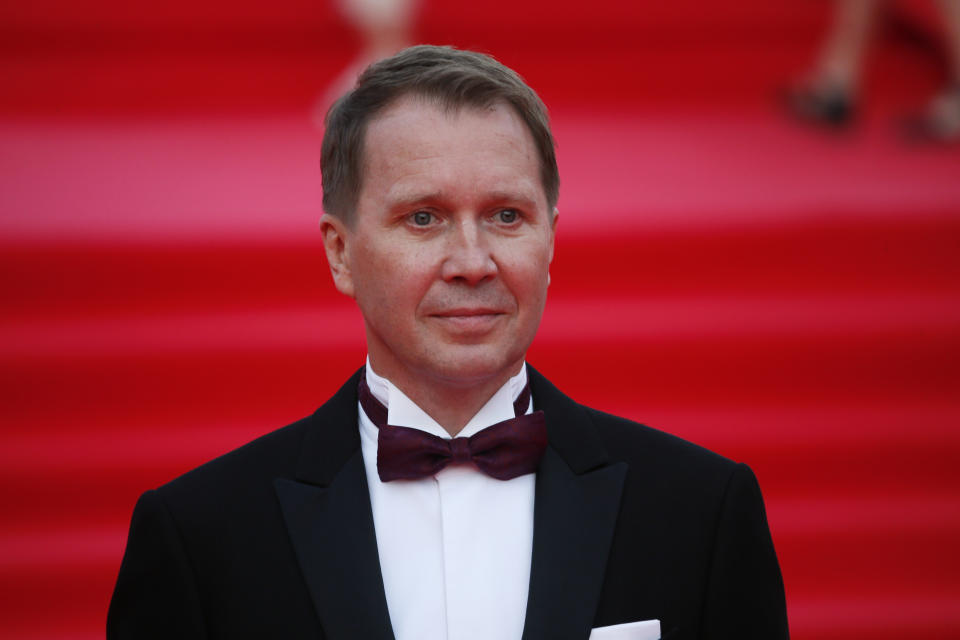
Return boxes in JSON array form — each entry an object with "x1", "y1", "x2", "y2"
[
  {"x1": 407, "y1": 378, "x2": 508, "y2": 437},
  {"x1": 369, "y1": 360, "x2": 524, "y2": 437}
]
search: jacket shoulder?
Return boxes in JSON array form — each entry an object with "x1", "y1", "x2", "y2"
[
  {"x1": 585, "y1": 406, "x2": 737, "y2": 474},
  {"x1": 156, "y1": 368, "x2": 364, "y2": 505},
  {"x1": 157, "y1": 413, "x2": 316, "y2": 508},
  {"x1": 586, "y1": 406, "x2": 743, "y2": 497},
  {"x1": 527, "y1": 365, "x2": 742, "y2": 492}
]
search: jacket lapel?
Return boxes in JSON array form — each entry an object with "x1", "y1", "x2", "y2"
[
  {"x1": 522, "y1": 367, "x2": 628, "y2": 640},
  {"x1": 274, "y1": 369, "x2": 395, "y2": 640}
]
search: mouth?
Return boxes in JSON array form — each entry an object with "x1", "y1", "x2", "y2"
[
  {"x1": 432, "y1": 308, "x2": 504, "y2": 318},
  {"x1": 428, "y1": 308, "x2": 507, "y2": 333}
]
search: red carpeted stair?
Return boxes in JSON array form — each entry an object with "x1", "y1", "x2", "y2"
[{"x1": 1, "y1": 1, "x2": 959, "y2": 638}]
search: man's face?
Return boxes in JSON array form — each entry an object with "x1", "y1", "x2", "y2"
[{"x1": 323, "y1": 95, "x2": 556, "y2": 391}]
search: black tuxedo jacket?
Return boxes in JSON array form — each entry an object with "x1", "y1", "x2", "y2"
[{"x1": 108, "y1": 366, "x2": 788, "y2": 639}]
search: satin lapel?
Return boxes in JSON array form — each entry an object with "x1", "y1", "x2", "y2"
[
  {"x1": 522, "y1": 367, "x2": 628, "y2": 640},
  {"x1": 274, "y1": 369, "x2": 395, "y2": 640}
]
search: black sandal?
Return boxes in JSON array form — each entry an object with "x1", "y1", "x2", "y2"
[{"x1": 783, "y1": 80, "x2": 856, "y2": 128}]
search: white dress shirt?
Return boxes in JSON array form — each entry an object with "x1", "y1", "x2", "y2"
[{"x1": 358, "y1": 359, "x2": 536, "y2": 640}]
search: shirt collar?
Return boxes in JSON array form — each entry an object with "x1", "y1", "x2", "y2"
[{"x1": 364, "y1": 356, "x2": 530, "y2": 439}]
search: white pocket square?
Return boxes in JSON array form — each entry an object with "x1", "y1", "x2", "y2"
[{"x1": 589, "y1": 618, "x2": 660, "y2": 639}]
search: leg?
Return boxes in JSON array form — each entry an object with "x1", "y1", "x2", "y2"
[
  {"x1": 785, "y1": 0, "x2": 882, "y2": 126},
  {"x1": 314, "y1": 0, "x2": 419, "y2": 127},
  {"x1": 903, "y1": 0, "x2": 960, "y2": 140},
  {"x1": 816, "y1": 0, "x2": 881, "y2": 95},
  {"x1": 936, "y1": 0, "x2": 960, "y2": 83}
]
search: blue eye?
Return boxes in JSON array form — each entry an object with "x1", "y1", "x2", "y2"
[
  {"x1": 498, "y1": 209, "x2": 519, "y2": 223},
  {"x1": 411, "y1": 211, "x2": 433, "y2": 226}
]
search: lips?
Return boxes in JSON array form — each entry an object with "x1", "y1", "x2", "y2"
[
  {"x1": 428, "y1": 308, "x2": 506, "y2": 334},
  {"x1": 431, "y1": 308, "x2": 504, "y2": 318}
]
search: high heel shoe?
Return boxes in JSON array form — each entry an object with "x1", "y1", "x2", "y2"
[{"x1": 901, "y1": 84, "x2": 960, "y2": 143}]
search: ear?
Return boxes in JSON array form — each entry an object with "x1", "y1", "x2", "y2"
[
  {"x1": 320, "y1": 214, "x2": 356, "y2": 299},
  {"x1": 547, "y1": 207, "x2": 559, "y2": 286},
  {"x1": 548, "y1": 207, "x2": 559, "y2": 262}
]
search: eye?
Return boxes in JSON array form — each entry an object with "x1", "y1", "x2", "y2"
[
  {"x1": 410, "y1": 211, "x2": 434, "y2": 226},
  {"x1": 496, "y1": 209, "x2": 519, "y2": 224}
]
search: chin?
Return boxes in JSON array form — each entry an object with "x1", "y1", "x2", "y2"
[{"x1": 422, "y1": 345, "x2": 525, "y2": 388}]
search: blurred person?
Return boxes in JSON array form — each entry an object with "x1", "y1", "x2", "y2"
[
  {"x1": 786, "y1": 0, "x2": 960, "y2": 141},
  {"x1": 108, "y1": 45, "x2": 788, "y2": 639},
  {"x1": 315, "y1": 0, "x2": 420, "y2": 125}
]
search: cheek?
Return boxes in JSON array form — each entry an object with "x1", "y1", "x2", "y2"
[
  {"x1": 350, "y1": 245, "x2": 391, "y2": 307},
  {"x1": 503, "y1": 252, "x2": 552, "y2": 308},
  {"x1": 353, "y1": 244, "x2": 433, "y2": 311}
]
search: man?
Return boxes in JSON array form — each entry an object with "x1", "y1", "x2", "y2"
[{"x1": 108, "y1": 45, "x2": 788, "y2": 639}]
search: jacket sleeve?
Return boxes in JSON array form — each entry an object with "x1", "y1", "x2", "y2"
[
  {"x1": 107, "y1": 489, "x2": 207, "y2": 639},
  {"x1": 700, "y1": 463, "x2": 789, "y2": 639}
]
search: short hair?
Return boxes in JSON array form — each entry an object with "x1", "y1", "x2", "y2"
[{"x1": 321, "y1": 45, "x2": 559, "y2": 222}]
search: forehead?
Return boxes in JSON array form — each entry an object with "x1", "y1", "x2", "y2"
[{"x1": 358, "y1": 95, "x2": 546, "y2": 209}]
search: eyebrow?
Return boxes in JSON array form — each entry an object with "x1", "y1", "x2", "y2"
[
  {"x1": 484, "y1": 191, "x2": 541, "y2": 209},
  {"x1": 387, "y1": 189, "x2": 542, "y2": 211},
  {"x1": 387, "y1": 191, "x2": 444, "y2": 210}
]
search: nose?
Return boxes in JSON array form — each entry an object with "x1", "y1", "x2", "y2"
[{"x1": 440, "y1": 219, "x2": 498, "y2": 285}]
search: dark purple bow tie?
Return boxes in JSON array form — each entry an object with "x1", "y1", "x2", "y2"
[{"x1": 358, "y1": 376, "x2": 547, "y2": 482}]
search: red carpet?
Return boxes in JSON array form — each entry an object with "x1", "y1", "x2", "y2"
[{"x1": 1, "y1": 1, "x2": 959, "y2": 638}]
